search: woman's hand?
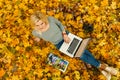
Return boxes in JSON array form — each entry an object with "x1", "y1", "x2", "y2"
[
  {"x1": 63, "y1": 34, "x2": 71, "y2": 43},
  {"x1": 34, "y1": 37, "x2": 40, "y2": 42}
]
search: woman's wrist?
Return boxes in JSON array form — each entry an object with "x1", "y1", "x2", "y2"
[{"x1": 62, "y1": 31, "x2": 67, "y2": 36}]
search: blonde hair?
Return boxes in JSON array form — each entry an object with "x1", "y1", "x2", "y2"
[{"x1": 30, "y1": 11, "x2": 48, "y2": 27}]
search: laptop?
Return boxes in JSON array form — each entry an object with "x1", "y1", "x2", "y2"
[{"x1": 59, "y1": 33, "x2": 91, "y2": 58}]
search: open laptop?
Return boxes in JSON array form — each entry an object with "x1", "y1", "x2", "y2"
[{"x1": 59, "y1": 33, "x2": 91, "y2": 58}]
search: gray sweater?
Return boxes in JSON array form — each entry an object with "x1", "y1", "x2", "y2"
[{"x1": 32, "y1": 16, "x2": 65, "y2": 44}]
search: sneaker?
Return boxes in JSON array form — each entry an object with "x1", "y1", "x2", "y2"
[
  {"x1": 101, "y1": 70, "x2": 111, "y2": 80},
  {"x1": 105, "y1": 67, "x2": 118, "y2": 75}
]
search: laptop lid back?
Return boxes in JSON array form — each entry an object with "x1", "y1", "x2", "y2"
[{"x1": 74, "y1": 38, "x2": 91, "y2": 57}]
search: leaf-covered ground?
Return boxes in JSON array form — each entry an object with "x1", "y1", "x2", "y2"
[{"x1": 0, "y1": 0, "x2": 120, "y2": 80}]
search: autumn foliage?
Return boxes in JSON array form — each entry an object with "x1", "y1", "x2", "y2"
[{"x1": 0, "y1": 0, "x2": 120, "y2": 80}]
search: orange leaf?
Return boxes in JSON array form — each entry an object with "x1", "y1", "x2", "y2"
[
  {"x1": 103, "y1": 53, "x2": 109, "y2": 59},
  {"x1": 0, "y1": 68, "x2": 5, "y2": 78}
]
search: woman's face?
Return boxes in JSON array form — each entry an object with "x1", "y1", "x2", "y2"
[{"x1": 34, "y1": 19, "x2": 46, "y2": 31}]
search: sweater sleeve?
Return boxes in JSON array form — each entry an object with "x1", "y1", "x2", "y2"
[
  {"x1": 32, "y1": 30, "x2": 41, "y2": 38},
  {"x1": 50, "y1": 17, "x2": 65, "y2": 31}
]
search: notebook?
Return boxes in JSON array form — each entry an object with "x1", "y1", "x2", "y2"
[
  {"x1": 59, "y1": 33, "x2": 91, "y2": 58},
  {"x1": 47, "y1": 53, "x2": 69, "y2": 72}
]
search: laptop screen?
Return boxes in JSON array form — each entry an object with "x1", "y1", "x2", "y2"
[{"x1": 67, "y1": 38, "x2": 80, "y2": 54}]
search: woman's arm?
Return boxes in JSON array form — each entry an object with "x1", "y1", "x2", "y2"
[
  {"x1": 62, "y1": 31, "x2": 71, "y2": 43},
  {"x1": 32, "y1": 30, "x2": 41, "y2": 42},
  {"x1": 51, "y1": 17, "x2": 71, "y2": 43},
  {"x1": 51, "y1": 17, "x2": 65, "y2": 32},
  {"x1": 54, "y1": 18, "x2": 71, "y2": 43}
]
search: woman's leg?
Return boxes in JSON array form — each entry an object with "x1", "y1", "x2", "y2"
[
  {"x1": 80, "y1": 49, "x2": 101, "y2": 68},
  {"x1": 80, "y1": 50, "x2": 108, "y2": 69},
  {"x1": 80, "y1": 49, "x2": 118, "y2": 75}
]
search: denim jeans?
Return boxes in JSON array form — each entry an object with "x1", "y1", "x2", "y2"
[{"x1": 80, "y1": 49, "x2": 100, "y2": 68}]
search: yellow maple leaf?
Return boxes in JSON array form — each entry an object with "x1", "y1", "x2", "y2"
[
  {"x1": 96, "y1": 17, "x2": 101, "y2": 22},
  {"x1": 19, "y1": 3, "x2": 28, "y2": 11},
  {"x1": 103, "y1": 53, "x2": 110, "y2": 59},
  {"x1": 111, "y1": 2, "x2": 116, "y2": 9},
  {"x1": 11, "y1": 38, "x2": 19, "y2": 47},
  {"x1": 0, "y1": 68, "x2": 5, "y2": 78},
  {"x1": 17, "y1": 19, "x2": 22, "y2": 24},
  {"x1": 6, "y1": 4, "x2": 12, "y2": 11},
  {"x1": 101, "y1": 0, "x2": 108, "y2": 7},
  {"x1": 83, "y1": 71, "x2": 90, "y2": 80},
  {"x1": 65, "y1": 76, "x2": 71, "y2": 80},
  {"x1": 98, "y1": 75, "x2": 106, "y2": 80},
  {"x1": 61, "y1": 0, "x2": 68, "y2": 2},
  {"x1": 29, "y1": 0, "x2": 34, "y2": 4},
  {"x1": 47, "y1": 73, "x2": 51, "y2": 77},
  {"x1": 13, "y1": 10, "x2": 19, "y2": 17},
  {"x1": 99, "y1": 39, "x2": 107, "y2": 46},
  {"x1": 24, "y1": 66, "x2": 31, "y2": 73},
  {"x1": 34, "y1": 69, "x2": 43, "y2": 77},
  {"x1": 74, "y1": 71, "x2": 81, "y2": 80},
  {"x1": 96, "y1": 33, "x2": 103, "y2": 39},
  {"x1": 0, "y1": 1, "x2": 3, "y2": 8},
  {"x1": 47, "y1": 10, "x2": 55, "y2": 16},
  {"x1": 53, "y1": 71, "x2": 61, "y2": 77},
  {"x1": 40, "y1": 9, "x2": 46, "y2": 14},
  {"x1": 23, "y1": 41, "x2": 30, "y2": 48},
  {"x1": 6, "y1": 37, "x2": 12, "y2": 43},
  {"x1": 77, "y1": 16, "x2": 81, "y2": 21},
  {"x1": 15, "y1": 46, "x2": 20, "y2": 51},
  {"x1": 90, "y1": 0, "x2": 97, "y2": 4},
  {"x1": 23, "y1": 0, "x2": 29, "y2": 4},
  {"x1": 0, "y1": 30, "x2": 3, "y2": 36},
  {"x1": 30, "y1": 56, "x2": 37, "y2": 62},
  {"x1": 28, "y1": 9, "x2": 33, "y2": 14},
  {"x1": 116, "y1": 61, "x2": 120, "y2": 68},
  {"x1": 11, "y1": 75, "x2": 19, "y2": 80},
  {"x1": 66, "y1": 14, "x2": 73, "y2": 21}
]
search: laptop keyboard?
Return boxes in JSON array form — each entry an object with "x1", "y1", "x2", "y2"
[{"x1": 67, "y1": 38, "x2": 80, "y2": 54}]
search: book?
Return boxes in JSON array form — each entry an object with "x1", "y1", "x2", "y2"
[{"x1": 46, "y1": 53, "x2": 69, "y2": 72}]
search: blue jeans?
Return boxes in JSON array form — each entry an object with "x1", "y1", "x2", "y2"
[{"x1": 80, "y1": 50, "x2": 100, "y2": 68}]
